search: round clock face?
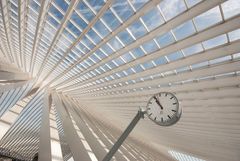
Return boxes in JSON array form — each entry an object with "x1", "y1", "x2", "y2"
[{"x1": 146, "y1": 92, "x2": 181, "y2": 126}]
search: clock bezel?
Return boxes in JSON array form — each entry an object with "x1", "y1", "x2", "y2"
[{"x1": 146, "y1": 92, "x2": 182, "y2": 126}]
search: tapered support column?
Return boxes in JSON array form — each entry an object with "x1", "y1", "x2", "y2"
[
  {"x1": 52, "y1": 92, "x2": 91, "y2": 161},
  {"x1": 62, "y1": 96, "x2": 107, "y2": 161},
  {"x1": 38, "y1": 90, "x2": 51, "y2": 161}
]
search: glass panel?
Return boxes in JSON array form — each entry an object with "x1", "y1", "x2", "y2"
[
  {"x1": 221, "y1": 0, "x2": 240, "y2": 19},
  {"x1": 182, "y1": 43, "x2": 203, "y2": 56},
  {"x1": 95, "y1": 49, "x2": 107, "y2": 59},
  {"x1": 130, "y1": 0, "x2": 149, "y2": 11},
  {"x1": 29, "y1": 0, "x2": 41, "y2": 12},
  {"x1": 128, "y1": 20, "x2": 147, "y2": 39},
  {"x1": 154, "y1": 56, "x2": 167, "y2": 65},
  {"x1": 121, "y1": 52, "x2": 134, "y2": 63},
  {"x1": 49, "y1": 5, "x2": 64, "y2": 20},
  {"x1": 159, "y1": 0, "x2": 186, "y2": 21},
  {"x1": 47, "y1": 16, "x2": 59, "y2": 28},
  {"x1": 71, "y1": 11, "x2": 87, "y2": 29},
  {"x1": 77, "y1": 42, "x2": 89, "y2": 54},
  {"x1": 133, "y1": 64, "x2": 144, "y2": 73},
  {"x1": 202, "y1": 34, "x2": 227, "y2": 50},
  {"x1": 101, "y1": 44, "x2": 114, "y2": 55},
  {"x1": 107, "y1": 61, "x2": 117, "y2": 69},
  {"x1": 125, "y1": 68, "x2": 135, "y2": 75},
  {"x1": 108, "y1": 37, "x2": 124, "y2": 51},
  {"x1": 172, "y1": 20, "x2": 196, "y2": 40},
  {"x1": 142, "y1": 40, "x2": 159, "y2": 54},
  {"x1": 102, "y1": 9, "x2": 121, "y2": 30},
  {"x1": 131, "y1": 47, "x2": 145, "y2": 58},
  {"x1": 176, "y1": 66, "x2": 190, "y2": 73},
  {"x1": 88, "y1": 0, "x2": 105, "y2": 12},
  {"x1": 93, "y1": 20, "x2": 110, "y2": 38},
  {"x1": 143, "y1": 61, "x2": 154, "y2": 70},
  {"x1": 194, "y1": 6, "x2": 222, "y2": 31},
  {"x1": 228, "y1": 28, "x2": 240, "y2": 42},
  {"x1": 117, "y1": 29, "x2": 134, "y2": 45},
  {"x1": 209, "y1": 55, "x2": 231, "y2": 65},
  {"x1": 54, "y1": 0, "x2": 69, "y2": 12},
  {"x1": 141, "y1": 7, "x2": 164, "y2": 31},
  {"x1": 112, "y1": 0, "x2": 134, "y2": 21},
  {"x1": 156, "y1": 31, "x2": 175, "y2": 48},
  {"x1": 191, "y1": 61, "x2": 208, "y2": 69},
  {"x1": 76, "y1": 2, "x2": 95, "y2": 22},
  {"x1": 67, "y1": 21, "x2": 81, "y2": 36},
  {"x1": 186, "y1": 0, "x2": 202, "y2": 8},
  {"x1": 81, "y1": 36, "x2": 95, "y2": 49},
  {"x1": 87, "y1": 28, "x2": 101, "y2": 44},
  {"x1": 167, "y1": 51, "x2": 183, "y2": 61},
  {"x1": 113, "y1": 57, "x2": 125, "y2": 66}
]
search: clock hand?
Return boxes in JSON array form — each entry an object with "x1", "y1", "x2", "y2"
[{"x1": 153, "y1": 96, "x2": 163, "y2": 110}]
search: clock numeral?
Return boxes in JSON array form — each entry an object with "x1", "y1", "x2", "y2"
[
  {"x1": 170, "y1": 96, "x2": 174, "y2": 99},
  {"x1": 173, "y1": 102, "x2": 177, "y2": 105},
  {"x1": 161, "y1": 117, "x2": 163, "y2": 122},
  {"x1": 149, "y1": 113, "x2": 152, "y2": 116},
  {"x1": 154, "y1": 117, "x2": 157, "y2": 121},
  {"x1": 167, "y1": 115, "x2": 171, "y2": 119},
  {"x1": 171, "y1": 109, "x2": 176, "y2": 112}
]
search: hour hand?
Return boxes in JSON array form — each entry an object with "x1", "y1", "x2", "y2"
[{"x1": 153, "y1": 96, "x2": 163, "y2": 109}]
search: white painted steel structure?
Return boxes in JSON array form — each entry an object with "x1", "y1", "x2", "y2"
[{"x1": 0, "y1": 0, "x2": 240, "y2": 161}]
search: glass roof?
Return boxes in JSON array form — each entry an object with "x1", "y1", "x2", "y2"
[{"x1": 0, "y1": 0, "x2": 240, "y2": 160}]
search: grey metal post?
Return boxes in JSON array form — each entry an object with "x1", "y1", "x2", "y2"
[{"x1": 102, "y1": 110, "x2": 145, "y2": 161}]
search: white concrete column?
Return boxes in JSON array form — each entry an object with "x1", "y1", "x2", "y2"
[
  {"x1": 52, "y1": 92, "x2": 91, "y2": 161},
  {"x1": 38, "y1": 90, "x2": 51, "y2": 161},
  {"x1": 62, "y1": 95, "x2": 107, "y2": 161}
]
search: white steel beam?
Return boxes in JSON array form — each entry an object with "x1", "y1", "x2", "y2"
[
  {"x1": 0, "y1": 80, "x2": 29, "y2": 93},
  {"x1": 0, "y1": 71, "x2": 30, "y2": 81},
  {"x1": 80, "y1": 87, "x2": 240, "y2": 104},
  {"x1": 91, "y1": 97, "x2": 240, "y2": 109},
  {"x1": 18, "y1": 0, "x2": 28, "y2": 70},
  {"x1": 76, "y1": 60, "x2": 240, "y2": 96},
  {"x1": 71, "y1": 75, "x2": 240, "y2": 100}
]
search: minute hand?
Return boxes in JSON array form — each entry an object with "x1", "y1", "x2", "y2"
[{"x1": 154, "y1": 96, "x2": 163, "y2": 109}]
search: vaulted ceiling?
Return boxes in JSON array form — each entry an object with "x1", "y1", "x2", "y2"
[{"x1": 0, "y1": 0, "x2": 240, "y2": 161}]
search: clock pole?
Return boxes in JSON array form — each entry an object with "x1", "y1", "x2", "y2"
[{"x1": 102, "y1": 110, "x2": 146, "y2": 161}]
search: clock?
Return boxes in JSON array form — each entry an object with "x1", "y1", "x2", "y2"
[{"x1": 146, "y1": 92, "x2": 181, "y2": 126}]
